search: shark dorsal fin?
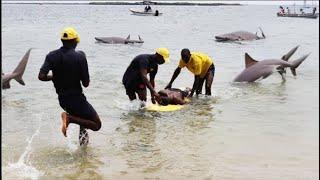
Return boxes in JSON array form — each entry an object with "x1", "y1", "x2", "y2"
[
  {"x1": 245, "y1": 53, "x2": 258, "y2": 68},
  {"x1": 126, "y1": 34, "x2": 130, "y2": 40}
]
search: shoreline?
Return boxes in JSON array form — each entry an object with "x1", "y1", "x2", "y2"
[
  {"x1": 3, "y1": 1, "x2": 241, "y2": 6},
  {"x1": 89, "y1": 2, "x2": 241, "y2": 6}
]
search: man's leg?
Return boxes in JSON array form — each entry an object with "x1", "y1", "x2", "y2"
[
  {"x1": 196, "y1": 78, "x2": 205, "y2": 95},
  {"x1": 205, "y1": 66, "x2": 215, "y2": 96},
  {"x1": 137, "y1": 89, "x2": 147, "y2": 101},
  {"x1": 126, "y1": 88, "x2": 137, "y2": 101},
  {"x1": 136, "y1": 83, "x2": 147, "y2": 102},
  {"x1": 60, "y1": 96, "x2": 101, "y2": 137},
  {"x1": 61, "y1": 113, "x2": 101, "y2": 137},
  {"x1": 79, "y1": 126, "x2": 89, "y2": 146}
]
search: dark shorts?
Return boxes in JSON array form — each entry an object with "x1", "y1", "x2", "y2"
[
  {"x1": 58, "y1": 94, "x2": 97, "y2": 120},
  {"x1": 124, "y1": 81, "x2": 146, "y2": 96}
]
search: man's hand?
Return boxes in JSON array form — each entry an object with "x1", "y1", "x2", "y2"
[
  {"x1": 151, "y1": 92, "x2": 160, "y2": 104},
  {"x1": 188, "y1": 91, "x2": 194, "y2": 98},
  {"x1": 151, "y1": 97, "x2": 156, "y2": 104}
]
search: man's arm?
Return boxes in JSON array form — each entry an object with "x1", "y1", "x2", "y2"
[
  {"x1": 149, "y1": 66, "x2": 158, "y2": 104},
  {"x1": 165, "y1": 67, "x2": 181, "y2": 89},
  {"x1": 79, "y1": 51, "x2": 90, "y2": 88},
  {"x1": 38, "y1": 72, "x2": 53, "y2": 81},
  {"x1": 38, "y1": 54, "x2": 53, "y2": 81},
  {"x1": 189, "y1": 75, "x2": 201, "y2": 97},
  {"x1": 140, "y1": 68, "x2": 159, "y2": 98}
]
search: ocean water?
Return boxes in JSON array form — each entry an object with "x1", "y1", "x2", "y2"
[{"x1": 2, "y1": 3, "x2": 319, "y2": 179}]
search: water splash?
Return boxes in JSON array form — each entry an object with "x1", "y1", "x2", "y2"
[
  {"x1": 5, "y1": 114, "x2": 44, "y2": 180},
  {"x1": 115, "y1": 99, "x2": 145, "y2": 111},
  {"x1": 65, "y1": 124, "x2": 80, "y2": 153}
]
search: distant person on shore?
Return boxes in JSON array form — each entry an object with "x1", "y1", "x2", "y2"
[
  {"x1": 122, "y1": 48, "x2": 170, "y2": 105},
  {"x1": 313, "y1": 7, "x2": 317, "y2": 15},
  {"x1": 38, "y1": 27, "x2": 101, "y2": 144},
  {"x1": 300, "y1": 8, "x2": 305, "y2": 14},
  {"x1": 156, "y1": 87, "x2": 191, "y2": 105},
  {"x1": 165, "y1": 49, "x2": 215, "y2": 97}
]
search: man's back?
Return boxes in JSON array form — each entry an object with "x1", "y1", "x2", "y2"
[
  {"x1": 122, "y1": 54, "x2": 157, "y2": 86},
  {"x1": 41, "y1": 47, "x2": 89, "y2": 96}
]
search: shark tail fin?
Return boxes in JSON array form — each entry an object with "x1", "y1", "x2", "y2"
[
  {"x1": 290, "y1": 53, "x2": 310, "y2": 76},
  {"x1": 126, "y1": 34, "x2": 130, "y2": 40},
  {"x1": 15, "y1": 77, "x2": 25, "y2": 85},
  {"x1": 12, "y1": 48, "x2": 31, "y2": 86},
  {"x1": 244, "y1": 53, "x2": 259, "y2": 68},
  {"x1": 13, "y1": 48, "x2": 31, "y2": 75},
  {"x1": 258, "y1": 27, "x2": 266, "y2": 39},
  {"x1": 281, "y1": 45, "x2": 299, "y2": 61}
]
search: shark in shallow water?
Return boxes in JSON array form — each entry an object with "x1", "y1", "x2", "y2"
[
  {"x1": 233, "y1": 46, "x2": 309, "y2": 82},
  {"x1": 95, "y1": 34, "x2": 144, "y2": 44},
  {"x1": 215, "y1": 27, "x2": 266, "y2": 42}
]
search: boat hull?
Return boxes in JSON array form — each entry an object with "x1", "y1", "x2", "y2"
[
  {"x1": 129, "y1": 9, "x2": 162, "y2": 16},
  {"x1": 277, "y1": 12, "x2": 318, "y2": 19}
]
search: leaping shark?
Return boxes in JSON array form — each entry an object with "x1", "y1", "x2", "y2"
[
  {"x1": 215, "y1": 27, "x2": 266, "y2": 42},
  {"x1": 2, "y1": 48, "x2": 32, "y2": 89},
  {"x1": 95, "y1": 34, "x2": 144, "y2": 44},
  {"x1": 233, "y1": 46, "x2": 309, "y2": 82}
]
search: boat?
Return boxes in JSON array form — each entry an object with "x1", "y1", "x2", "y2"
[
  {"x1": 277, "y1": 0, "x2": 318, "y2": 19},
  {"x1": 277, "y1": 12, "x2": 319, "y2": 19},
  {"x1": 129, "y1": 8, "x2": 162, "y2": 16}
]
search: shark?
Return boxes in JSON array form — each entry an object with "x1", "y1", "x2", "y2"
[
  {"x1": 215, "y1": 27, "x2": 266, "y2": 42},
  {"x1": 233, "y1": 46, "x2": 309, "y2": 82},
  {"x1": 2, "y1": 48, "x2": 32, "y2": 89},
  {"x1": 95, "y1": 34, "x2": 144, "y2": 44}
]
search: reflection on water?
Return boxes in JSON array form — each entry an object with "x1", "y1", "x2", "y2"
[
  {"x1": 110, "y1": 98, "x2": 217, "y2": 177},
  {"x1": 30, "y1": 147, "x2": 103, "y2": 179}
]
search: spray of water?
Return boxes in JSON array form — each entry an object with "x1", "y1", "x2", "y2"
[{"x1": 5, "y1": 114, "x2": 44, "y2": 180}]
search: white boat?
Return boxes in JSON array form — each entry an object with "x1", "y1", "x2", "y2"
[{"x1": 129, "y1": 8, "x2": 162, "y2": 16}]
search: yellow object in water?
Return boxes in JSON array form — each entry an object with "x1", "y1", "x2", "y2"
[
  {"x1": 145, "y1": 98, "x2": 190, "y2": 112},
  {"x1": 146, "y1": 104, "x2": 185, "y2": 112}
]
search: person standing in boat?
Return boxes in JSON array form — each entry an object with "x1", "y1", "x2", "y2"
[
  {"x1": 279, "y1": 6, "x2": 285, "y2": 14},
  {"x1": 286, "y1": 7, "x2": 290, "y2": 14},
  {"x1": 313, "y1": 7, "x2": 317, "y2": 15}
]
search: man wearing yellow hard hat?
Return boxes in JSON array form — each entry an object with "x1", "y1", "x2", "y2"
[
  {"x1": 166, "y1": 48, "x2": 215, "y2": 97},
  {"x1": 38, "y1": 27, "x2": 102, "y2": 145},
  {"x1": 122, "y1": 47, "x2": 169, "y2": 104}
]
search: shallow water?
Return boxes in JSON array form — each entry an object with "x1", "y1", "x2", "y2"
[{"x1": 2, "y1": 3, "x2": 319, "y2": 179}]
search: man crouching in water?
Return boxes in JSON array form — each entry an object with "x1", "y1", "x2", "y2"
[
  {"x1": 155, "y1": 88, "x2": 191, "y2": 105},
  {"x1": 38, "y1": 27, "x2": 101, "y2": 145}
]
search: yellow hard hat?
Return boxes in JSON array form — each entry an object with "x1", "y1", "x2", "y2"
[
  {"x1": 61, "y1": 27, "x2": 80, "y2": 43},
  {"x1": 156, "y1": 47, "x2": 170, "y2": 63}
]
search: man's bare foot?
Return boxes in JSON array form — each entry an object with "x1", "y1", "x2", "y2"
[{"x1": 61, "y1": 112, "x2": 70, "y2": 137}]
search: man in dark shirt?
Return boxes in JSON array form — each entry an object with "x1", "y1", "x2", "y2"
[
  {"x1": 38, "y1": 27, "x2": 101, "y2": 145},
  {"x1": 122, "y1": 48, "x2": 170, "y2": 104}
]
